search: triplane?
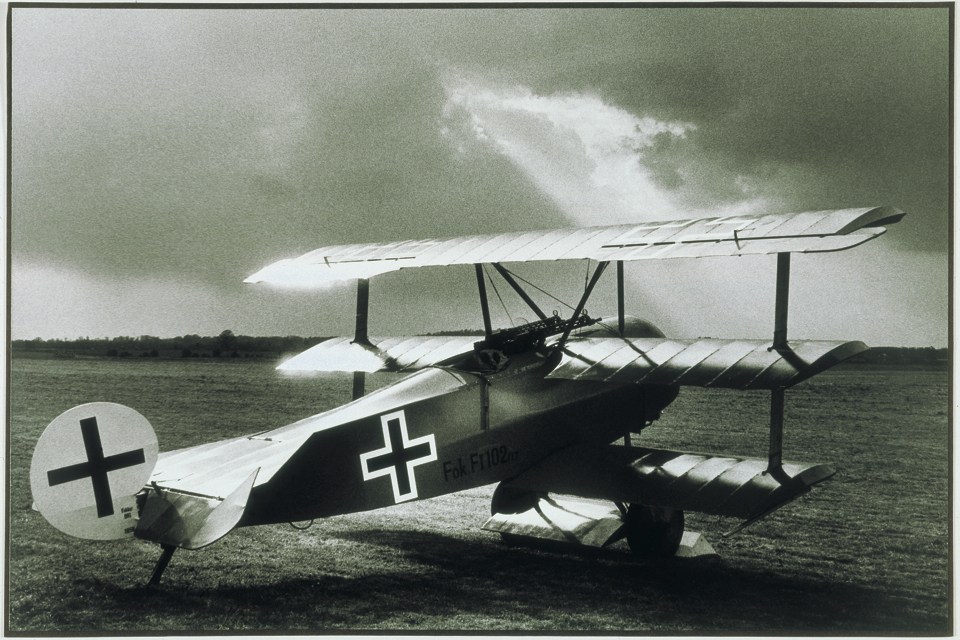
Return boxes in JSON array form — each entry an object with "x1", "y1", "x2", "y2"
[{"x1": 30, "y1": 206, "x2": 904, "y2": 584}]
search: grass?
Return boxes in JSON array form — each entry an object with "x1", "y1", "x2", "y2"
[{"x1": 6, "y1": 358, "x2": 951, "y2": 633}]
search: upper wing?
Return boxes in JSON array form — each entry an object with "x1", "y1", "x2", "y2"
[
  {"x1": 245, "y1": 206, "x2": 904, "y2": 285},
  {"x1": 548, "y1": 337, "x2": 866, "y2": 390}
]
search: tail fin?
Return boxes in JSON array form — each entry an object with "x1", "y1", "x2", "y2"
[{"x1": 30, "y1": 403, "x2": 158, "y2": 540}]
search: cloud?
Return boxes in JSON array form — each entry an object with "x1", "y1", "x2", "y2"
[
  {"x1": 441, "y1": 73, "x2": 780, "y2": 227},
  {"x1": 9, "y1": 8, "x2": 948, "y2": 346}
]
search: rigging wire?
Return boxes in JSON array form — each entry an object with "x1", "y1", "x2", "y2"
[
  {"x1": 488, "y1": 263, "x2": 612, "y2": 338},
  {"x1": 498, "y1": 266, "x2": 576, "y2": 312},
  {"x1": 496, "y1": 263, "x2": 601, "y2": 340}
]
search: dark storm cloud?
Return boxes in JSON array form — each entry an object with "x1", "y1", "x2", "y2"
[
  {"x1": 12, "y1": 10, "x2": 569, "y2": 286},
  {"x1": 529, "y1": 8, "x2": 949, "y2": 249},
  {"x1": 14, "y1": 8, "x2": 948, "y2": 271}
]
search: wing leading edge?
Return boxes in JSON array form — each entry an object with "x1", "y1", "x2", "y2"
[
  {"x1": 246, "y1": 206, "x2": 904, "y2": 285},
  {"x1": 278, "y1": 336, "x2": 479, "y2": 373}
]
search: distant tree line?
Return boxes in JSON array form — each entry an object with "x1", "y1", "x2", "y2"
[
  {"x1": 11, "y1": 330, "x2": 331, "y2": 359},
  {"x1": 10, "y1": 332, "x2": 948, "y2": 366},
  {"x1": 423, "y1": 329, "x2": 486, "y2": 336},
  {"x1": 846, "y1": 346, "x2": 948, "y2": 366}
]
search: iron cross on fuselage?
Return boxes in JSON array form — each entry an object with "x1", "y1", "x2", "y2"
[{"x1": 360, "y1": 410, "x2": 436, "y2": 503}]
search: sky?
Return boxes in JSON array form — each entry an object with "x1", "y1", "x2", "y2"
[{"x1": 9, "y1": 6, "x2": 951, "y2": 347}]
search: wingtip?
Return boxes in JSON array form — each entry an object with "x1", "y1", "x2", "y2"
[
  {"x1": 836, "y1": 206, "x2": 906, "y2": 235},
  {"x1": 863, "y1": 205, "x2": 906, "y2": 228}
]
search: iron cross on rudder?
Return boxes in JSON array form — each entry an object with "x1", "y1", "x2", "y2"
[{"x1": 46, "y1": 417, "x2": 146, "y2": 518}]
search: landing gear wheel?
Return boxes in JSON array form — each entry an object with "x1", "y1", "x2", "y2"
[
  {"x1": 623, "y1": 505, "x2": 684, "y2": 559},
  {"x1": 490, "y1": 483, "x2": 539, "y2": 516}
]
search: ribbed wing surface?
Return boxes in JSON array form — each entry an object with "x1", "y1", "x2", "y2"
[
  {"x1": 547, "y1": 338, "x2": 867, "y2": 389},
  {"x1": 278, "y1": 336, "x2": 478, "y2": 372},
  {"x1": 245, "y1": 206, "x2": 904, "y2": 285},
  {"x1": 619, "y1": 448, "x2": 834, "y2": 519},
  {"x1": 507, "y1": 444, "x2": 835, "y2": 521}
]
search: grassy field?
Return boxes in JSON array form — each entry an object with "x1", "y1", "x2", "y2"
[{"x1": 6, "y1": 358, "x2": 951, "y2": 633}]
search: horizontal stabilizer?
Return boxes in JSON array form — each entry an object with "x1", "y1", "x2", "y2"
[
  {"x1": 548, "y1": 338, "x2": 867, "y2": 389},
  {"x1": 246, "y1": 207, "x2": 903, "y2": 285},
  {"x1": 278, "y1": 336, "x2": 478, "y2": 372},
  {"x1": 136, "y1": 468, "x2": 259, "y2": 550},
  {"x1": 506, "y1": 444, "x2": 835, "y2": 521}
]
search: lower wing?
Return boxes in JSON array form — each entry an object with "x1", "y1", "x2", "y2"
[{"x1": 500, "y1": 443, "x2": 834, "y2": 524}]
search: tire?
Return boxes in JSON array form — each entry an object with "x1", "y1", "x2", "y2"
[{"x1": 623, "y1": 504, "x2": 684, "y2": 558}]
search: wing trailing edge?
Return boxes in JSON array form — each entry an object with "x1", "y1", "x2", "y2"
[{"x1": 245, "y1": 206, "x2": 904, "y2": 286}]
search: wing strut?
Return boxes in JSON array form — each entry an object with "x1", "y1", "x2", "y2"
[
  {"x1": 556, "y1": 261, "x2": 609, "y2": 351},
  {"x1": 773, "y1": 253, "x2": 790, "y2": 349},
  {"x1": 475, "y1": 264, "x2": 493, "y2": 339},
  {"x1": 491, "y1": 263, "x2": 548, "y2": 321},
  {"x1": 617, "y1": 260, "x2": 625, "y2": 338},
  {"x1": 352, "y1": 278, "x2": 371, "y2": 400},
  {"x1": 617, "y1": 260, "x2": 629, "y2": 445},
  {"x1": 766, "y1": 253, "x2": 791, "y2": 484}
]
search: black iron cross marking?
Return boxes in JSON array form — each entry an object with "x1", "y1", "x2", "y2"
[
  {"x1": 365, "y1": 417, "x2": 430, "y2": 496},
  {"x1": 47, "y1": 417, "x2": 146, "y2": 518},
  {"x1": 360, "y1": 411, "x2": 436, "y2": 502}
]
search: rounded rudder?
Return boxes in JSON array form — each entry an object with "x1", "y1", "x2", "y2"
[{"x1": 30, "y1": 402, "x2": 158, "y2": 540}]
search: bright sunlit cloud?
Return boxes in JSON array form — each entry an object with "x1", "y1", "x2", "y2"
[{"x1": 440, "y1": 72, "x2": 772, "y2": 227}]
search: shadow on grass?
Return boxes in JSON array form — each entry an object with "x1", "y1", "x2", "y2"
[{"x1": 45, "y1": 528, "x2": 950, "y2": 634}]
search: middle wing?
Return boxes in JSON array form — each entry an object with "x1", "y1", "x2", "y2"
[
  {"x1": 278, "y1": 336, "x2": 479, "y2": 373},
  {"x1": 549, "y1": 337, "x2": 867, "y2": 390},
  {"x1": 278, "y1": 334, "x2": 865, "y2": 390}
]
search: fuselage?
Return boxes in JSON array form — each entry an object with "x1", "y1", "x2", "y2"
[{"x1": 237, "y1": 319, "x2": 678, "y2": 526}]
